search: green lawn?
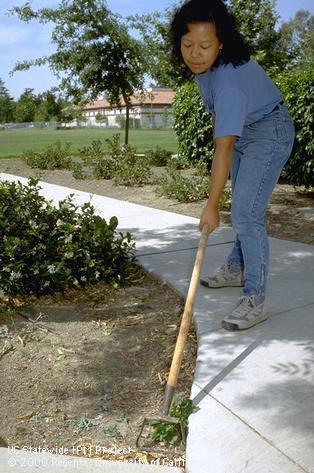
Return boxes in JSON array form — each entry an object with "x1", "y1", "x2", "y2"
[{"x1": 0, "y1": 128, "x2": 178, "y2": 158}]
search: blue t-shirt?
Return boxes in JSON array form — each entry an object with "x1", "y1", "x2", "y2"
[{"x1": 195, "y1": 60, "x2": 283, "y2": 138}]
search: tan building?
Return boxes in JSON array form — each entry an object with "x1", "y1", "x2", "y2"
[{"x1": 83, "y1": 87, "x2": 174, "y2": 128}]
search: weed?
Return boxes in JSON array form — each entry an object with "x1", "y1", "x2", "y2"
[
  {"x1": 56, "y1": 346, "x2": 74, "y2": 361},
  {"x1": 0, "y1": 340, "x2": 13, "y2": 360},
  {"x1": 67, "y1": 416, "x2": 100, "y2": 433},
  {"x1": 104, "y1": 424, "x2": 121, "y2": 438},
  {"x1": 116, "y1": 412, "x2": 128, "y2": 423},
  {"x1": 127, "y1": 308, "x2": 137, "y2": 316},
  {"x1": 151, "y1": 397, "x2": 199, "y2": 446},
  {"x1": 101, "y1": 329, "x2": 112, "y2": 337}
]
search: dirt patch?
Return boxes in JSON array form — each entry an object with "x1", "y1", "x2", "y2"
[
  {"x1": 0, "y1": 267, "x2": 192, "y2": 464},
  {"x1": 0, "y1": 157, "x2": 313, "y2": 245}
]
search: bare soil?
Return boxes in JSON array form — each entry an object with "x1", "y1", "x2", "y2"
[
  {"x1": 0, "y1": 267, "x2": 190, "y2": 465},
  {"x1": 0, "y1": 157, "x2": 313, "y2": 466}
]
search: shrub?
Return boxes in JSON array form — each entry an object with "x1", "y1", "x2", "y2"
[
  {"x1": 0, "y1": 178, "x2": 135, "y2": 296},
  {"x1": 173, "y1": 82, "x2": 213, "y2": 165},
  {"x1": 78, "y1": 134, "x2": 152, "y2": 186},
  {"x1": 71, "y1": 162, "x2": 90, "y2": 180},
  {"x1": 107, "y1": 134, "x2": 152, "y2": 187},
  {"x1": 166, "y1": 154, "x2": 193, "y2": 172},
  {"x1": 23, "y1": 141, "x2": 72, "y2": 170},
  {"x1": 145, "y1": 146, "x2": 173, "y2": 167},
  {"x1": 157, "y1": 166, "x2": 231, "y2": 207},
  {"x1": 79, "y1": 139, "x2": 117, "y2": 180},
  {"x1": 157, "y1": 171, "x2": 210, "y2": 203},
  {"x1": 274, "y1": 68, "x2": 314, "y2": 188}
]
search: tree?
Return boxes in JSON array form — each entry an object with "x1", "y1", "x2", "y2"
[
  {"x1": 277, "y1": 10, "x2": 314, "y2": 70},
  {"x1": 10, "y1": 0, "x2": 146, "y2": 144},
  {"x1": 127, "y1": 9, "x2": 186, "y2": 89},
  {"x1": 226, "y1": 0, "x2": 281, "y2": 71},
  {"x1": 15, "y1": 88, "x2": 39, "y2": 123},
  {"x1": 0, "y1": 78, "x2": 16, "y2": 124}
]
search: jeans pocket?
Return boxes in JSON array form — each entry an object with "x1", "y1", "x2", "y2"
[{"x1": 275, "y1": 115, "x2": 289, "y2": 142}]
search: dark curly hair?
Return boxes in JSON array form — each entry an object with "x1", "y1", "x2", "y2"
[{"x1": 169, "y1": 0, "x2": 250, "y2": 77}]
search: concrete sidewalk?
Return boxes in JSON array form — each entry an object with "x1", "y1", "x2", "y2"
[{"x1": 1, "y1": 174, "x2": 313, "y2": 473}]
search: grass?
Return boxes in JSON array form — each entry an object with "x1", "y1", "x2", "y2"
[{"x1": 0, "y1": 128, "x2": 178, "y2": 158}]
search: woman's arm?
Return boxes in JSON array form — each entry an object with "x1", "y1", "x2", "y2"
[{"x1": 199, "y1": 135, "x2": 236, "y2": 232}]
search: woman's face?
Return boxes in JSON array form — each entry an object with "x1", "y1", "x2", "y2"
[{"x1": 180, "y1": 22, "x2": 223, "y2": 74}]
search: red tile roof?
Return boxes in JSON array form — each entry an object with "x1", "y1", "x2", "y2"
[{"x1": 84, "y1": 88, "x2": 174, "y2": 110}]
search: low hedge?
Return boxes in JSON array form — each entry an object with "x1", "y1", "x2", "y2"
[{"x1": 0, "y1": 178, "x2": 135, "y2": 296}]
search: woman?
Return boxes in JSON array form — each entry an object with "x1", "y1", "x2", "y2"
[{"x1": 170, "y1": 0, "x2": 295, "y2": 330}]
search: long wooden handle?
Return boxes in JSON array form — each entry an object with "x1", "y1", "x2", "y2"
[{"x1": 163, "y1": 224, "x2": 209, "y2": 414}]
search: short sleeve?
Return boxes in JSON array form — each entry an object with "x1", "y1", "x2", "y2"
[{"x1": 214, "y1": 88, "x2": 248, "y2": 138}]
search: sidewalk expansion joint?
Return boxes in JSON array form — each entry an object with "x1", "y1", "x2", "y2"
[
  {"x1": 269, "y1": 300, "x2": 314, "y2": 318},
  {"x1": 194, "y1": 388, "x2": 309, "y2": 472},
  {"x1": 194, "y1": 301, "x2": 314, "y2": 338},
  {"x1": 136, "y1": 240, "x2": 235, "y2": 258}
]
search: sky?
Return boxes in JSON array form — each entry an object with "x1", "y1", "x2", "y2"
[{"x1": 1, "y1": 0, "x2": 313, "y2": 100}]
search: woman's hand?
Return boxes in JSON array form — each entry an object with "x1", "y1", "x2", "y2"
[{"x1": 199, "y1": 202, "x2": 220, "y2": 233}]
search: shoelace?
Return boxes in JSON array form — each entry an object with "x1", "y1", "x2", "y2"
[
  {"x1": 232, "y1": 295, "x2": 255, "y2": 317},
  {"x1": 219, "y1": 264, "x2": 229, "y2": 276}
]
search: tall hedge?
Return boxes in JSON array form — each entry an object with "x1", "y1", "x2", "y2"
[
  {"x1": 274, "y1": 68, "x2": 314, "y2": 188},
  {"x1": 173, "y1": 82, "x2": 213, "y2": 163},
  {"x1": 173, "y1": 69, "x2": 313, "y2": 188}
]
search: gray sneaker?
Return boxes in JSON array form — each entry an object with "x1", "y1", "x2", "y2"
[
  {"x1": 222, "y1": 295, "x2": 267, "y2": 330},
  {"x1": 200, "y1": 263, "x2": 244, "y2": 288}
]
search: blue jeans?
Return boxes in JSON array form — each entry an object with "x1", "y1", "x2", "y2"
[{"x1": 227, "y1": 103, "x2": 295, "y2": 302}]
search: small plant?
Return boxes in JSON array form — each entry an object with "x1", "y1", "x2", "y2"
[
  {"x1": 0, "y1": 340, "x2": 13, "y2": 360},
  {"x1": 195, "y1": 158, "x2": 211, "y2": 177},
  {"x1": 56, "y1": 346, "x2": 75, "y2": 361},
  {"x1": 107, "y1": 134, "x2": 152, "y2": 187},
  {"x1": 104, "y1": 424, "x2": 121, "y2": 438},
  {"x1": 70, "y1": 162, "x2": 90, "y2": 180},
  {"x1": 67, "y1": 416, "x2": 100, "y2": 432},
  {"x1": 156, "y1": 170, "x2": 211, "y2": 203},
  {"x1": 80, "y1": 139, "x2": 105, "y2": 163},
  {"x1": 23, "y1": 141, "x2": 72, "y2": 170},
  {"x1": 157, "y1": 167, "x2": 231, "y2": 207},
  {"x1": 166, "y1": 154, "x2": 191, "y2": 172},
  {"x1": 79, "y1": 139, "x2": 117, "y2": 180},
  {"x1": 145, "y1": 147, "x2": 172, "y2": 167},
  {"x1": 151, "y1": 397, "x2": 199, "y2": 446},
  {"x1": 78, "y1": 134, "x2": 152, "y2": 186}
]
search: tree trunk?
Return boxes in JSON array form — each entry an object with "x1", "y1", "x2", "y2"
[
  {"x1": 125, "y1": 102, "x2": 130, "y2": 145},
  {"x1": 121, "y1": 92, "x2": 130, "y2": 145}
]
